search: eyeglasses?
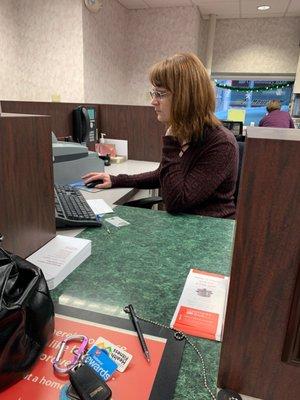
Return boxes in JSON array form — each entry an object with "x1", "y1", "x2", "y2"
[{"x1": 149, "y1": 89, "x2": 170, "y2": 100}]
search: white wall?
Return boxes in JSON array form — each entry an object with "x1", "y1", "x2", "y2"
[
  {"x1": 0, "y1": 0, "x2": 19, "y2": 100},
  {"x1": 0, "y1": 1, "x2": 206, "y2": 104},
  {"x1": 83, "y1": 0, "x2": 129, "y2": 104},
  {"x1": 0, "y1": 0, "x2": 299, "y2": 104},
  {"x1": 0, "y1": 0, "x2": 84, "y2": 102},
  {"x1": 213, "y1": 17, "x2": 300, "y2": 74},
  {"x1": 125, "y1": 6, "x2": 206, "y2": 105},
  {"x1": 17, "y1": 0, "x2": 84, "y2": 102}
]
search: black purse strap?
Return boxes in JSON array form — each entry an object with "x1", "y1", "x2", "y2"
[{"x1": 0, "y1": 248, "x2": 17, "y2": 309}]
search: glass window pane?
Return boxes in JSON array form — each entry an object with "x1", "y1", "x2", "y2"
[{"x1": 215, "y1": 79, "x2": 293, "y2": 126}]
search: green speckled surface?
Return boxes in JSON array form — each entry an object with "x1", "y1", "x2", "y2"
[{"x1": 52, "y1": 206, "x2": 235, "y2": 400}]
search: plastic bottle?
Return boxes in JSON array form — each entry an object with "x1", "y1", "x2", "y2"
[{"x1": 100, "y1": 132, "x2": 106, "y2": 144}]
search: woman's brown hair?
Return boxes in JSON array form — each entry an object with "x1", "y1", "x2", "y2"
[
  {"x1": 149, "y1": 53, "x2": 220, "y2": 143},
  {"x1": 266, "y1": 99, "x2": 281, "y2": 113}
]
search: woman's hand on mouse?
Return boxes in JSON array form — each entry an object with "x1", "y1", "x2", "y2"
[{"x1": 81, "y1": 172, "x2": 112, "y2": 189}]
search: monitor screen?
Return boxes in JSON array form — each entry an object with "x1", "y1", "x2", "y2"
[{"x1": 220, "y1": 120, "x2": 243, "y2": 136}]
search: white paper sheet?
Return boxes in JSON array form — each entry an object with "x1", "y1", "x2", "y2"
[
  {"x1": 105, "y1": 216, "x2": 130, "y2": 227},
  {"x1": 87, "y1": 199, "x2": 114, "y2": 215}
]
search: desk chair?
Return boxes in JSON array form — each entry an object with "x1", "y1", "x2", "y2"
[
  {"x1": 234, "y1": 141, "x2": 245, "y2": 205},
  {"x1": 235, "y1": 134, "x2": 245, "y2": 142},
  {"x1": 123, "y1": 141, "x2": 245, "y2": 211},
  {"x1": 123, "y1": 195, "x2": 163, "y2": 209}
]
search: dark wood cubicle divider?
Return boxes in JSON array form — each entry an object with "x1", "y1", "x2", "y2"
[
  {"x1": 218, "y1": 128, "x2": 300, "y2": 400},
  {"x1": 0, "y1": 114, "x2": 56, "y2": 258},
  {"x1": 0, "y1": 100, "x2": 99, "y2": 142},
  {"x1": 99, "y1": 104, "x2": 164, "y2": 161},
  {"x1": 1, "y1": 101, "x2": 164, "y2": 161}
]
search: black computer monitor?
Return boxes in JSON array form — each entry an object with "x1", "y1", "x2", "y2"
[{"x1": 220, "y1": 120, "x2": 243, "y2": 136}]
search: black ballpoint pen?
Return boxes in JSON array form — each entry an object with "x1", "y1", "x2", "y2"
[{"x1": 125, "y1": 304, "x2": 151, "y2": 363}]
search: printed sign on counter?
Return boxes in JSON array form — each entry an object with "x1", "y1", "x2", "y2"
[{"x1": 170, "y1": 269, "x2": 229, "y2": 341}]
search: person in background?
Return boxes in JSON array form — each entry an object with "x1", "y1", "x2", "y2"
[
  {"x1": 83, "y1": 53, "x2": 238, "y2": 219},
  {"x1": 259, "y1": 99, "x2": 295, "y2": 128}
]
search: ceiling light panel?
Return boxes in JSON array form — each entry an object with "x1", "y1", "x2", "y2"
[
  {"x1": 257, "y1": 5, "x2": 270, "y2": 11},
  {"x1": 241, "y1": 0, "x2": 289, "y2": 15}
]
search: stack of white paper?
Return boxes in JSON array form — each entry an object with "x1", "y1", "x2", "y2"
[{"x1": 26, "y1": 235, "x2": 91, "y2": 290}]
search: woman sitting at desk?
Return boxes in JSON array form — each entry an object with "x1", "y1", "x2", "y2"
[
  {"x1": 258, "y1": 99, "x2": 295, "y2": 128},
  {"x1": 83, "y1": 53, "x2": 238, "y2": 219}
]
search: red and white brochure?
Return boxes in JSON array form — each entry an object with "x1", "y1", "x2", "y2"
[{"x1": 170, "y1": 269, "x2": 229, "y2": 341}]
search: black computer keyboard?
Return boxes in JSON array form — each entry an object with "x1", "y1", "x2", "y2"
[{"x1": 54, "y1": 184, "x2": 102, "y2": 228}]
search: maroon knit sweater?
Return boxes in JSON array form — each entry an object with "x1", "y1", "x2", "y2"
[{"x1": 110, "y1": 125, "x2": 238, "y2": 218}]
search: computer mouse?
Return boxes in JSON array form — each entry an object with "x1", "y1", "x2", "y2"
[{"x1": 85, "y1": 179, "x2": 104, "y2": 189}]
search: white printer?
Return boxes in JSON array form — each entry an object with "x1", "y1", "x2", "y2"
[{"x1": 52, "y1": 132, "x2": 104, "y2": 185}]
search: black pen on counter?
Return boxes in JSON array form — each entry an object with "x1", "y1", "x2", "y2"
[{"x1": 125, "y1": 304, "x2": 151, "y2": 363}]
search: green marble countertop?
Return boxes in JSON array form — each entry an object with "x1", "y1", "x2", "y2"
[{"x1": 52, "y1": 206, "x2": 235, "y2": 400}]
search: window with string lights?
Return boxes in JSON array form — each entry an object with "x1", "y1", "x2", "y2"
[{"x1": 214, "y1": 79, "x2": 294, "y2": 126}]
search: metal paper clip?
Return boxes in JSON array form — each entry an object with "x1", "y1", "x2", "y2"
[{"x1": 53, "y1": 334, "x2": 89, "y2": 374}]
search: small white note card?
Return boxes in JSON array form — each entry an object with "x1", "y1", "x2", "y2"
[
  {"x1": 105, "y1": 216, "x2": 130, "y2": 227},
  {"x1": 170, "y1": 269, "x2": 229, "y2": 341},
  {"x1": 87, "y1": 199, "x2": 114, "y2": 215}
]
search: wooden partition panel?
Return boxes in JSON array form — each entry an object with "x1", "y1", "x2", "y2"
[
  {"x1": 99, "y1": 104, "x2": 164, "y2": 161},
  {"x1": 1, "y1": 101, "x2": 165, "y2": 162},
  {"x1": 218, "y1": 128, "x2": 300, "y2": 400},
  {"x1": 0, "y1": 114, "x2": 56, "y2": 257},
  {"x1": 1, "y1": 101, "x2": 99, "y2": 142},
  {"x1": 282, "y1": 265, "x2": 300, "y2": 365}
]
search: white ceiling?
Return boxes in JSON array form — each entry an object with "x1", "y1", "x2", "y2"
[{"x1": 117, "y1": 0, "x2": 300, "y2": 18}]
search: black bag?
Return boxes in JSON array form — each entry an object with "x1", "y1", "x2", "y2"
[{"x1": 0, "y1": 247, "x2": 54, "y2": 391}]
